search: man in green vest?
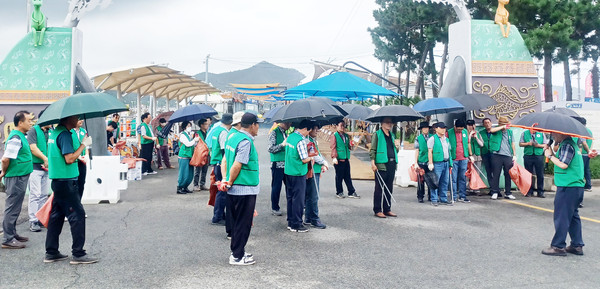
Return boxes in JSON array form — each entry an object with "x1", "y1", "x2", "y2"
[
  {"x1": 193, "y1": 118, "x2": 210, "y2": 190},
  {"x1": 370, "y1": 117, "x2": 399, "y2": 217},
  {"x1": 1, "y1": 111, "x2": 34, "y2": 249},
  {"x1": 268, "y1": 121, "x2": 290, "y2": 216},
  {"x1": 45, "y1": 115, "x2": 97, "y2": 264},
  {"x1": 285, "y1": 120, "x2": 314, "y2": 232},
  {"x1": 414, "y1": 122, "x2": 431, "y2": 203},
  {"x1": 27, "y1": 109, "x2": 52, "y2": 232},
  {"x1": 177, "y1": 121, "x2": 199, "y2": 194},
  {"x1": 448, "y1": 119, "x2": 470, "y2": 203},
  {"x1": 211, "y1": 113, "x2": 233, "y2": 225},
  {"x1": 577, "y1": 118, "x2": 593, "y2": 193},
  {"x1": 139, "y1": 112, "x2": 157, "y2": 175},
  {"x1": 466, "y1": 120, "x2": 484, "y2": 195},
  {"x1": 541, "y1": 132, "x2": 585, "y2": 256},
  {"x1": 519, "y1": 128, "x2": 548, "y2": 197},
  {"x1": 305, "y1": 123, "x2": 328, "y2": 228},
  {"x1": 222, "y1": 113, "x2": 263, "y2": 265},
  {"x1": 155, "y1": 118, "x2": 173, "y2": 170},
  {"x1": 488, "y1": 116, "x2": 517, "y2": 200},
  {"x1": 427, "y1": 122, "x2": 453, "y2": 206},
  {"x1": 479, "y1": 118, "x2": 495, "y2": 195},
  {"x1": 72, "y1": 119, "x2": 88, "y2": 199},
  {"x1": 329, "y1": 121, "x2": 358, "y2": 199}
]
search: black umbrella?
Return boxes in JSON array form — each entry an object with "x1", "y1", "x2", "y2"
[
  {"x1": 263, "y1": 106, "x2": 284, "y2": 120},
  {"x1": 453, "y1": 93, "x2": 497, "y2": 111},
  {"x1": 270, "y1": 98, "x2": 345, "y2": 124},
  {"x1": 514, "y1": 112, "x2": 592, "y2": 139},
  {"x1": 543, "y1": 107, "x2": 585, "y2": 123},
  {"x1": 340, "y1": 104, "x2": 373, "y2": 121},
  {"x1": 365, "y1": 105, "x2": 423, "y2": 123}
]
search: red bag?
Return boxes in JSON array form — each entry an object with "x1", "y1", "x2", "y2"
[
  {"x1": 408, "y1": 165, "x2": 418, "y2": 182},
  {"x1": 509, "y1": 162, "x2": 532, "y2": 196},
  {"x1": 190, "y1": 138, "x2": 209, "y2": 167},
  {"x1": 35, "y1": 193, "x2": 54, "y2": 228},
  {"x1": 208, "y1": 170, "x2": 217, "y2": 207},
  {"x1": 466, "y1": 162, "x2": 487, "y2": 190}
]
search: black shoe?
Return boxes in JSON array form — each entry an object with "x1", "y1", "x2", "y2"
[
  {"x1": 212, "y1": 219, "x2": 226, "y2": 226},
  {"x1": 183, "y1": 187, "x2": 193, "y2": 194},
  {"x1": 538, "y1": 194, "x2": 546, "y2": 198},
  {"x1": 347, "y1": 192, "x2": 361, "y2": 199},
  {"x1": 176, "y1": 187, "x2": 186, "y2": 194},
  {"x1": 418, "y1": 198, "x2": 424, "y2": 203},
  {"x1": 579, "y1": 203, "x2": 583, "y2": 208},
  {"x1": 70, "y1": 254, "x2": 99, "y2": 264},
  {"x1": 336, "y1": 193, "x2": 345, "y2": 199},
  {"x1": 310, "y1": 220, "x2": 327, "y2": 229},
  {"x1": 289, "y1": 225, "x2": 309, "y2": 232},
  {"x1": 44, "y1": 253, "x2": 69, "y2": 263}
]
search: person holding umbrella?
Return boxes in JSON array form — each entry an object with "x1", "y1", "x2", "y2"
[
  {"x1": 541, "y1": 131, "x2": 585, "y2": 256},
  {"x1": 427, "y1": 122, "x2": 453, "y2": 206},
  {"x1": 479, "y1": 118, "x2": 495, "y2": 196},
  {"x1": 370, "y1": 117, "x2": 398, "y2": 217},
  {"x1": 210, "y1": 113, "x2": 233, "y2": 225},
  {"x1": 176, "y1": 121, "x2": 199, "y2": 194},
  {"x1": 519, "y1": 128, "x2": 548, "y2": 197},
  {"x1": 192, "y1": 118, "x2": 210, "y2": 190},
  {"x1": 330, "y1": 120, "x2": 359, "y2": 199},
  {"x1": 488, "y1": 116, "x2": 517, "y2": 200},
  {"x1": 414, "y1": 122, "x2": 431, "y2": 203},
  {"x1": 139, "y1": 112, "x2": 157, "y2": 175},
  {"x1": 285, "y1": 119, "x2": 314, "y2": 232},
  {"x1": 155, "y1": 118, "x2": 174, "y2": 170}
]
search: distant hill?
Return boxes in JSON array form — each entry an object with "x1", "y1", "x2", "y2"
[{"x1": 194, "y1": 61, "x2": 305, "y2": 92}]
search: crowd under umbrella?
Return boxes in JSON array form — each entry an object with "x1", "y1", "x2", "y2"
[
  {"x1": 513, "y1": 112, "x2": 592, "y2": 139},
  {"x1": 453, "y1": 93, "x2": 498, "y2": 112},
  {"x1": 158, "y1": 104, "x2": 218, "y2": 138},
  {"x1": 340, "y1": 103, "x2": 373, "y2": 121},
  {"x1": 413, "y1": 97, "x2": 464, "y2": 116},
  {"x1": 270, "y1": 98, "x2": 346, "y2": 125}
]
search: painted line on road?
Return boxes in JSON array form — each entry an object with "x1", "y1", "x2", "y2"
[{"x1": 503, "y1": 200, "x2": 600, "y2": 224}]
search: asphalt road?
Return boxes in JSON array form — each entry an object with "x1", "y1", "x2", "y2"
[{"x1": 1, "y1": 127, "x2": 599, "y2": 289}]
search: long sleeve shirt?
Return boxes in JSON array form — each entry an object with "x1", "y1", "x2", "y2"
[
  {"x1": 329, "y1": 131, "x2": 350, "y2": 159},
  {"x1": 268, "y1": 127, "x2": 287, "y2": 168}
]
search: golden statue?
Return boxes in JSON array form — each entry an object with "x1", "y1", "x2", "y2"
[{"x1": 495, "y1": 0, "x2": 510, "y2": 38}]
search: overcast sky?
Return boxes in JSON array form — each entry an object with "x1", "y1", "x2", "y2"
[{"x1": 0, "y1": 0, "x2": 594, "y2": 89}]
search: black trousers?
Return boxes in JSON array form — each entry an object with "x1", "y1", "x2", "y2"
[
  {"x1": 46, "y1": 179, "x2": 87, "y2": 257},
  {"x1": 140, "y1": 142, "x2": 154, "y2": 173},
  {"x1": 417, "y1": 163, "x2": 431, "y2": 201},
  {"x1": 285, "y1": 174, "x2": 306, "y2": 229},
  {"x1": 270, "y1": 164, "x2": 286, "y2": 211},
  {"x1": 77, "y1": 160, "x2": 86, "y2": 199},
  {"x1": 334, "y1": 160, "x2": 355, "y2": 195},
  {"x1": 490, "y1": 154, "x2": 514, "y2": 195},
  {"x1": 481, "y1": 153, "x2": 494, "y2": 187},
  {"x1": 227, "y1": 194, "x2": 256, "y2": 259},
  {"x1": 524, "y1": 155, "x2": 544, "y2": 195},
  {"x1": 373, "y1": 162, "x2": 396, "y2": 214}
]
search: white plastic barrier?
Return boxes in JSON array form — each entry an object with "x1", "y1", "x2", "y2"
[
  {"x1": 81, "y1": 156, "x2": 128, "y2": 204},
  {"x1": 395, "y1": 149, "x2": 418, "y2": 187}
]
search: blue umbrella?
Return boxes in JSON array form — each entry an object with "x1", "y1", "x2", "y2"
[
  {"x1": 413, "y1": 98, "x2": 464, "y2": 116},
  {"x1": 283, "y1": 71, "x2": 397, "y2": 100},
  {"x1": 168, "y1": 104, "x2": 218, "y2": 123}
]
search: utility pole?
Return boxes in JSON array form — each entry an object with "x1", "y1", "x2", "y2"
[{"x1": 205, "y1": 54, "x2": 210, "y2": 104}]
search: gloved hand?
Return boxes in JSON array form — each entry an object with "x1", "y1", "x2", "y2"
[
  {"x1": 332, "y1": 158, "x2": 338, "y2": 165},
  {"x1": 217, "y1": 181, "x2": 230, "y2": 192},
  {"x1": 512, "y1": 156, "x2": 517, "y2": 162},
  {"x1": 469, "y1": 156, "x2": 475, "y2": 163},
  {"x1": 428, "y1": 163, "x2": 434, "y2": 171},
  {"x1": 82, "y1": 136, "x2": 93, "y2": 147}
]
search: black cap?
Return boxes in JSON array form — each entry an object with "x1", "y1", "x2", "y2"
[
  {"x1": 418, "y1": 122, "x2": 430, "y2": 130},
  {"x1": 221, "y1": 113, "x2": 233, "y2": 125},
  {"x1": 466, "y1": 120, "x2": 475, "y2": 126},
  {"x1": 433, "y1": 122, "x2": 446, "y2": 129},
  {"x1": 241, "y1": 112, "x2": 264, "y2": 125},
  {"x1": 298, "y1": 119, "x2": 314, "y2": 129},
  {"x1": 454, "y1": 119, "x2": 466, "y2": 128},
  {"x1": 159, "y1": 118, "x2": 166, "y2": 124}
]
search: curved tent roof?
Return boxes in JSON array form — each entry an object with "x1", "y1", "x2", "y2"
[{"x1": 92, "y1": 65, "x2": 219, "y2": 101}]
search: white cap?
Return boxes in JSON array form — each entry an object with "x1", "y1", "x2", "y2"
[{"x1": 232, "y1": 111, "x2": 245, "y2": 125}]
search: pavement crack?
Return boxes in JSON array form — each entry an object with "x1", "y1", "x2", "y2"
[
  {"x1": 64, "y1": 267, "x2": 82, "y2": 289},
  {"x1": 122, "y1": 207, "x2": 135, "y2": 229}
]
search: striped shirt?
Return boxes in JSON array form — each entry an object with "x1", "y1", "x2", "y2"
[{"x1": 2, "y1": 135, "x2": 22, "y2": 159}]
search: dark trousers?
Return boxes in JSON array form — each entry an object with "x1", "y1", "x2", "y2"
[
  {"x1": 270, "y1": 164, "x2": 286, "y2": 211},
  {"x1": 212, "y1": 164, "x2": 226, "y2": 223},
  {"x1": 334, "y1": 160, "x2": 355, "y2": 195},
  {"x1": 305, "y1": 174, "x2": 320, "y2": 223},
  {"x1": 373, "y1": 162, "x2": 396, "y2": 214},
  {"x1": 417, "y1": 163, "x2": 431, "y2": 201},
  {"x1": 2, "y1": 175, "x2": 29, "y2": 243},
  {"x1": 156, "y1": 145, "x2": 171, "y2": 168},
  {"x1": 46, "y1": 180, "x2": 87, "y2": 257},
  {"x1": 227, "y1": 194, "x2": 256, "y2": 259},
  {"x1": 141, "y1": 142, "x2": 154, "y2": 173},
  {"x1": 77, "y1": 160, "x2": 86, "y2": 199},
  {"x1": 193, "y1": 164, "x2": 209, "y2": 187},
  {"x1": 583, "y1": 155, "x2": 591, "y2": 190},
  {"x1": 285, "y1": 174, "x2": 306, "y2": 229},
  {"x1": 490, "y1": 154, "x2": 513, "y2": 195},
  {"x1": 481, "y1": 153, "x2": 494, "y2": 187},
  {"x1": 551, "y1": 186, "x2": 584, "y2": 248},
  {"x1": 524, "y1": 155, "x2": 544, "y2": 195}
]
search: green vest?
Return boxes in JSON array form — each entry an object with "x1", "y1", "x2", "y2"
[
  {"x1": 71, "y1": 127, "x2": 86, "y2": 157},
  {"x1": 48, "y1": 126, "x2": 79, "y2": 179},
  {"x1": 31, "y1": 125, "x2": 48, "y2": 164},
  {"x1": 431, "y1": 134, "x2": 453, "y2": 167},
  {"x1": 448, "y1": 128, "x2": 469, "y2": 159},
  {"x1": 140, "y1": 122, "x2": 153, "y2": 144},
  {"x1": 417, "y1": 134, "x2": 430, "y2": 163},
  {"x1": 522, "y1": 131, "x2": 544, "y2": 156},
  {"x1": 585, "y1": 128, "x2": 593, "y2": 151},
  {"x1": 470, "y1": 131, "x2": 482, "y2": 156},
  {"x1": 4, "y1": 130, "x2": 33, "y2": 177},
  {"x1": 334, "y1": 132, "x2": 350, "y2": 160},
  {"x1": 225, "y1": 132, "x2": 259, "y2": 186},
  {"x1": 115, "y1": 122, "x2": 120, "y2": 140},
  {"x1": 490, "y1": 128, "x2": 513, "y2": 154},
  {"x1": 178, "y1": 132, "x2": 194, "y2": 158},
  {"x1": 308, "y1": 136, "x2": 322, "y2": 173},
  {"x1": 284, "y1": 132, "x2": 308, "y2": 176},
  {"x1": 157, "y1": 125, "x2": 166, "y2": 146},
  {"x1": 270, "y1": 128, "x2": 286, "y2": 162},
  {"x1": 479, "y1": 128, "x2": 491, "y2": 155},
  {"x1": 374, "y1": 129, "x2": 397, "y2": 164},
  {"x1": 210, "y1": 126, "x2": 227, "y2": 164},
  {"x1": 554, "y1": 139, "x2": 585, "y2": 187}
]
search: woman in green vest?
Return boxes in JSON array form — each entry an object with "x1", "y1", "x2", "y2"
[
  {"x1": 466, "y1": 120, "x2": 484, "y2": 195},
  {"x1": 177, "y1": 121, "x2": 199, "y2": 194},
  {"x1": 370, "y1": 117, "x2": 398, "y2": 217},
  {"x1": 414, "y1": 122, "x2": 431, "y2": 203},
  {"x1": 519, "y1": 129, "x2": 547, "y2": 197},
  {"x1": 541, "y1": 132, "x2": 585, "y2": 256}
]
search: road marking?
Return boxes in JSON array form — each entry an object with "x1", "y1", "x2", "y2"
[{"x1": 503, "y1": 200, "x2": 600, "y2": 224}]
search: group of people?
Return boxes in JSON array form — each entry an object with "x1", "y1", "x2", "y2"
[{"x1": 1, "y1": 110, "x2": 97, "y2": 264}]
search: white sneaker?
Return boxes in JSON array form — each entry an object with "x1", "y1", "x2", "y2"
[
  {"x1": 506, "y1": 194, "x2": 516, "y2": 200},
  {"x1": 491, "y1": 193, "x2": 498, "y2": 200},
  {"x1": 229, "y1": 254, "x2": 256, "y2": 265}
]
